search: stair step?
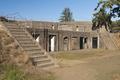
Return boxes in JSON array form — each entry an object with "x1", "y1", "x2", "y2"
[
  {"x1": 27, "y1": 50, "x2": 43, "y2": 54},
  {"x1": 4, "y1": 23, "x2": 18, "y2": 27},
  {"x1": 7, "y1": 26, "x2": 24, "y2": 30},
  {"x1": 31, "y1": 54, "x2": 48, "y2": 58},
  {"x1": 36, "y1": 62, "x2": 54, "y2": 67},
  {"x1": 24, "y1": 47, "x2": 41, "y2": 51},
  {"x1": 15, "y1": 37, "x2": 32, "y2": 41},
  {"x1": 5, "y1": 24, "x2": 24, "y2": 28},
  {"x1": 16, "y1": 38, "x2": 33, "y2": 41},
  {"x1": 34, "y1": 59, "x2": 51, "y2": 64},
  {"x1": 22, "y1": 45, "x2": 38, "y2": 48},
  {"x1": 13, "y1": 34, "x2": 28, "y2": 38},
  {"x1": 10, "y1": 30, "x2": 25, "y2": 34},
  {"x1": 30, "y1": 52, "x2": 45, "y2": 56},
  {"x1": 32, "y1": 55, "x2": 48, "y2": 61},
  {"x1": 14, "y1": 34, "x2": 29, "y2": 38},
  {"x1": 11, "y1": 32, "x2": 27, "y2": 35},
  {"x1": 15, "y1": 37, "x2": 31, "y2": 40},
  {"x1": 8, "y1": 28, "x2": 24, "y2": 31},
  {"x1": 19, "y1": 41, "x2": 35, "y2": 45},
  {"x1": 19, "y1": 40, "x2": 34, "y2": 43},
  {"x1": 15, "y1": 38, "x2": 31, "y2": 40},
  {"x1": 21, "y1": 43, "x2": 37, "y2": 47},
  {"x1": 9, "y1": 30, "x2": 25, "y2": 34},
  {"x1": 24, "y1": 46, "x2": 40, "y2": 49}
]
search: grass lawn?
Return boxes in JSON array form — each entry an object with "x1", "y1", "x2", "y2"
[{"x1": 51, "y1": 49, "x2": 110, "y2": 60}]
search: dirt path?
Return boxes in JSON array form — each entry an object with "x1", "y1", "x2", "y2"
[
  {"x1": 54, "y1": 64, "x2": 97, "y2": 80},
  {"x1": 52, "y1": 51, "x2": 120, "y2": 80}
]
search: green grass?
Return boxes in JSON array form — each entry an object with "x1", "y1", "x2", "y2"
[
  {"x1": 51, "y1": 49, "x2": 106, "y2": 60},
  {"x1": 0, "y1": 64, "x2": 26, "y2": 80},
  {"x1": 112, "y1": 27, "x2": 120, "y2": 30},
  {"x1": 0, "y1": 64, "x2": 56, "y2": 80}
]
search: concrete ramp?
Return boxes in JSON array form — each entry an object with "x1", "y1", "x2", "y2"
[{"x1": 100, "y1": 32, "x2": 119, "y2": 50}]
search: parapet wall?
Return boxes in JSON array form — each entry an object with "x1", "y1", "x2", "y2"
[{"x1": 24, "y1": 21, "x2": 95, "y2": 33}]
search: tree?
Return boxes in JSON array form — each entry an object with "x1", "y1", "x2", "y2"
[
  {"x1": 0, "y1": 16, "x2": 9, "y2": 22},
  {"x1": 92, "y1": 0, "x2": 120, "y2": 31},
  {"x1": 59, "y1": 8, "x2": 74, "y2": 22}
]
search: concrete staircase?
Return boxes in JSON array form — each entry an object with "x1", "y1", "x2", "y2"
[
  {"x1": 100, "y1": 32, "x2": 118, "y2": 50},
  {"x1": 4, "y1": 22, "x2": 55, "y2": 68}
]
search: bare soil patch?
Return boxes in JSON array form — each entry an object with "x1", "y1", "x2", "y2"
[{"x1": 51, "y1": 49, "x2": 120, "y2": 80}]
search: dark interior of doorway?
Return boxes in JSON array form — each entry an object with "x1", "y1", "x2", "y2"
[
  {"x1": 92, "y1": 37, "x2": 98, "y2": 48},
  {"x1": 80, "y1": 37, "x2": 84, "y2": 49}
]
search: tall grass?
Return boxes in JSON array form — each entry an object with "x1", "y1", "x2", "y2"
[
  {"x1": 0, "y1": 64, "x2": 26, "y2": 80},
  {"x1": 0, "y1": 64, "x2": 55, "y2": 80}
]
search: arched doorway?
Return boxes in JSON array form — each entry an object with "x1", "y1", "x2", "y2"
[{"x1": 63, "y1": 37, "x2": 69, "y2": 51}]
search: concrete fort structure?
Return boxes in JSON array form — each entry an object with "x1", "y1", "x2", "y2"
[
  {"x1": 1, "y1": 20, "x2": 120, "y2": 68},
  {"x1": 25, "y1": 21, "x2": 101, "y2": 52},
  {"x1": 1, "y1": 19, "x2": 119, "y2": 53}
]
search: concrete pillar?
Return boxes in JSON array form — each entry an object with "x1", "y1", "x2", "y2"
[
  {"x1": 69, "y1": 36, "x2": 71, "y2": 50},
  {"x1": 77, "y1": 36, "x2": 80, "y2": 50},
  {"x1": 91, "y1": 37, "x2": 93, "y2": 49},
  {"x1": 97, "y1": 34, "x2": 100, "y2": 48},
  {"x1": 55, "y1": 34, "x2": 59, "y2": 51},
  {"x1": 58, "y1": 33, "x2": 63, "y2": 51},
  {"x1": 88, "y1": 37, "x2": 91, "y2": 49}
]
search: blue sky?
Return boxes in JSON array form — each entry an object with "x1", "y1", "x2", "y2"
[{"x1": 0, "y1": 0, "x2": 99, "y2": 22}]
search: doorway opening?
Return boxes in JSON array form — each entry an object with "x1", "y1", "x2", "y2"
[
  {"x1": 80, "y1": 37, "x2": 84, "y2": 49},
  {"x1": 84, "y1": 37, "x2": 88, "y2": 49},
  {"x1": 49, "y1": 35, "x2": 56, "y2": 52},
  {"x1": 35, "y1": 35, "x2": 40, "y2": 42},
  {"x1": 92, "y1": 37, "x2": 98, "y2": 48},
  {"x1": 63, "y1": 37, "x2": 69, "y2": 51}
]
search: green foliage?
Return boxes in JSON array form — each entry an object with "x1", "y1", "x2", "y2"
[
  {"x1": 0, "y1": 64, "x2": 56, "y2": 80},
  {"x1": 0, "y1": 64, "x2": 26, "y2": 80},
  {"x1": 59, "y1": 8, "x2": 74, "y2": 22},
  {"x1": 92, "y1": 8, "x2": 112, "y2": 31},
  {"x1": 92, "y1": 0, "x2": 120, "y2": 31},
  {"x1": 0, "y1": 16, "x2": 9, "y2": 22},
  {"x1": 51, "y1": 49, "x2": 105, "y2": 60}
]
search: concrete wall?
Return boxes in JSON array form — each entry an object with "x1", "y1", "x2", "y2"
[
  {"x1": 27, "y1": 27, "x2": 99, "y2": 52},
  {"x1": 2, "y1": 21, "x2": 119, "y2": 51}
]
